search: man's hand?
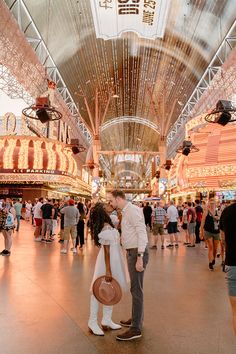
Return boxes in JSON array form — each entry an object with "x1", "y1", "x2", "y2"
[
  {"x1": 105, "y1": 272, "x2": 112, "y2": 282},
  {"x1": 136, "y1": 257, "x2": 144, "y2": 272}
]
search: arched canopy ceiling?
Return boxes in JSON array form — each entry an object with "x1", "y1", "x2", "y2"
[{"x1": 5, "y1": 0, "x2": 236, "y2": 173}]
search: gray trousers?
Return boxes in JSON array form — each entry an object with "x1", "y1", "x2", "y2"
[{"x1": 126, "y1": 247, "x2": 149, "y2": 331}]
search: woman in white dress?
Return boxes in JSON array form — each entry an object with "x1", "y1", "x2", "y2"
[{"x1": 88, "y1": 203, "x2": 129, "y2": 336}]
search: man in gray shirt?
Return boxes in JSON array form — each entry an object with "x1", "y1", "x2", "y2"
[{"x1": 60, "y1": 199, "x2": 79, "y2": 254}]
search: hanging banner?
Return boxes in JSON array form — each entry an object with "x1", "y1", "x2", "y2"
[{"x1": 90, "y1": 0, "x2": 170, "y2": 40}]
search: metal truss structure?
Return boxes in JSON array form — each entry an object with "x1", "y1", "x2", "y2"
[
  {"x1": 0, "y1": 64, "x2": 33, "y2": 105},
  {"x1": 7, "y1": 0, "x2": 92, "y2": 144},
  {"x1": 101, "y1": 116, "x2": 160, "y2": 134},
  {"x1": 167, "y1": 18, "x2": 236, "y2": 157}
]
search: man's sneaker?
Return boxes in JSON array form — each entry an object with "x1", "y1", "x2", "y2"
[
  {"x1": 1, "y1": 250, "x2": 10, "y2": 256},
  {"x1": 41, "y1": 238, "x2": 47, "y2": 243},
  {"x1": 60, "y1": 249, "x2": 67, "y2": 254},
  {"x1": 161, "y1": 245, "x2": 165, "y2": 249},
  {"x1": 0, "y1": 249, "x2": 7, "y2": 255},
  {"x1": 187, "y1": 244, "x2": 195, "y2": 247},
  {"x1": 149, "y1": 245, "x2": 157, "y2": 249},
  {"x1": 175, "y1": 243, "x2": 179, "y2": 248},
  {"x1": 166, "y1": 244, "x2": 174, "y2": 248},
  {"x1": 116, "y1": 328, "x2": 142, "y2": 341},
  {"x1": 183, "y1": 242, "x2": 190, "y2": 245},
  {"x1": 72, "y1": 247, "x2": 77, "y2": 254},
  {"x1": 209, "y1": 262, "x2": 214, "y2": 271},
  {"x1": 46, "y1": 239, "x2": 53, "y2": 243},
  {"x1": 120, "y1": 319, "x2": 132, "y2": 327}
]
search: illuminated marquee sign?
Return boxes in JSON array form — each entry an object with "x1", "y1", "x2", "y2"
[{"x1": 90, "y1": 0, "x2": 170, "y2": 40}]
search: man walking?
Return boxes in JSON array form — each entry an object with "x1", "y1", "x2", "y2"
[
  {"x1": 143, "y1": 202, "x2": 153, "y2": 230},
  {"x1": 107, "y1": 190, "x2": 148, "y2": 341},
  {"x1": 195, "y1": 200, "x2": 203, "y2": 243},
  {"x1": 41, "y1": 199, "x2": 55, "y2": 243},
  {"x1": 187, "y1": 202, "x2": 197, "y2": 247},
  {"x1": 166, "y1": 200, "x2": 179, "y2": 248},
  {"x1": 150, "y1": 200, "x2": 167, "y2": 249},
  {"x1": 33, "y1": 197, "x2": 43, "y2": 241},
  {"x1": 60, "y1": 199, "x2": 79, "y2": 254},
  {"x1": 14, "y1": 199, "x2": 22, "y2": 232}
]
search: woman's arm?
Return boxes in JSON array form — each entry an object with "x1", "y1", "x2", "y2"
[
  {"x1": 104, "y1": 245, "x2": 112, "y2": 282},
  {"x1": 200, "y1": 210, "x2": 207, "y2": 239}
]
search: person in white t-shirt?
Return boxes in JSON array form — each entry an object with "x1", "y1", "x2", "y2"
[
  {"x1": 166, "y1": 200, "x2": 179, "y2": 248},
  {"x1": 33, "y1": 197, "x2": 43, "y2": 241}
]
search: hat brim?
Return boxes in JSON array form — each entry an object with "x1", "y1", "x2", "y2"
[{"x1": 92, "y1": 276, "x2": 122, "y2": 305}]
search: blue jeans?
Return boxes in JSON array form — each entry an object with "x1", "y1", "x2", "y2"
[
  {"x1": 126, "y1": 247, "x2": 149, "y2": 331},
  {"x1": 16, "y1": 215, "x2": 21, "y2": 231}
]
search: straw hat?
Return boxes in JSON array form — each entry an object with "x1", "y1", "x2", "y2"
[{"x1": 92, "y1": 276, "x2": 122, "y2": 306}]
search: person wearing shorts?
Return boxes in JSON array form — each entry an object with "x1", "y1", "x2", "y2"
[
  {"x1": 33, "y1": 198, "x2": 43, "y2": 241},
  {"x1": 150, "y1": 201, "x2": 166, "y2": 249},
  {"x1": 200, "y1": 199, "x2": 220, "y2": 271},
  {"x1": 220, "y1": 200, "x2": 236, "y2": 334},
  {"x1": 187, "y1": 202, "x2": 196, "y2": 248},
  {"x1": 60, "y1": 199, "x2": 79, "y2": 254},
  {"x1": 166, "y1": 200, "x2": 179, "y2": 248}
]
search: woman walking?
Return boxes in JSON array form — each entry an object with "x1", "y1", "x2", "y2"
[
  {"x1": 200, "y1": 199, "x2": 220, "y2": 271},
  {"x1": 88, "y1": 203, "x2": 128, "y2": 336}
]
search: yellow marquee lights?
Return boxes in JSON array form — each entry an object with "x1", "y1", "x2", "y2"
[
  {"x1": 186, "y1": 164, "x2": 236, "y2": 178},
  {"x1": 47, "y1": 141, "x2": 57, "y2": 170},
  {"x1": 0, "y1": 136, "x2": 77, "y2": 177},
  {"x1": 3, "y1": 139, "x2": 15, "y2": 169},
  {"x1": 18, "y1": 139, "x2": 29, "y2": 169},
  {"x1": 33, "y1": 140, "x2": 44, "y2": 169}
]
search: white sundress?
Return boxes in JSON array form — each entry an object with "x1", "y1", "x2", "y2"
[{"x1": 90, "y1": 227, "x2": 129, "y2": 292}]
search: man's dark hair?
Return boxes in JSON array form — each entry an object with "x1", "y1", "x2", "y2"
[
  {"x1": 187, "y1": 202, "x2": 192, "y2": 207},
  {"x1": 195, "y1": 199, "x2": 200, "y2": 205},
  {"x1": 111, "y1": 190, "x2": 126, "y2": 199},
  {"x1": 39, "y1": 197, "x2": 43, "y2": 202}
]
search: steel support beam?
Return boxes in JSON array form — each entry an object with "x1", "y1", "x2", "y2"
[
  {"x1": 167, "y1": 19, "x2": 236, "y2": 156},
  {"x1": 101, "y1": 116, "x2": 160, "y2": 134},
  {"x1": 98, "y1": 150, "x2": 159, "y2": 155},
  {"x1": 7, "y1": 0, "x2": 92, "y2": 144}
]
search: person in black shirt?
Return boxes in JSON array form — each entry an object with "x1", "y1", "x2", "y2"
[
  {"x1": 143, "y1": 202, "x2": 153, "y2": 230},
  {"x1": 41, "y1": 200, "x2": 55, "y2": 243},
  {"x1": 195, "y1": 200, "x2": 203, "y2": 244},
  {"x1": 220, "y1": 200, "x2": 236, "y2": 335}
]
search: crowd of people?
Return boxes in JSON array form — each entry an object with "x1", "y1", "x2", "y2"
[
  {"x1": 0, "y1": 197, "x2": 92, "y2": 256},
  {"x1": 0, "y1": 193, "x2": 235, "y2": 336}
]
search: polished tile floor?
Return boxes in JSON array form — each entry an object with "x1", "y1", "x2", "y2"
[{"x1": 0, "y1": 221, "x2": 235, "y2": 354}]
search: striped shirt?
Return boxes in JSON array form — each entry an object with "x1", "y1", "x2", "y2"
[{"x1": 152, "y1": 207, "x2": 167, "y2": 224}]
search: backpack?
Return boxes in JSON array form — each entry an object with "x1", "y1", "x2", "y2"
[
  {"x1": 0, "y1": 210, "x2": 7, "y2": 230},
  {"x1": 4, "y1": 212, "x2": 15, "y2": 229}
]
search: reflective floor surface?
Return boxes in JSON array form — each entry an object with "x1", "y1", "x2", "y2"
[{"x1": 0, "y1": 221, "x2": 236, "y2": 354}]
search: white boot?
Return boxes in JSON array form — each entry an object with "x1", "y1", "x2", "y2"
[
  {"x1": 101, "y1": 305, "x2": 122, "y2": 330},
  {"x1": 88, "y1": 295, "x2": 104, "y2": 336}
]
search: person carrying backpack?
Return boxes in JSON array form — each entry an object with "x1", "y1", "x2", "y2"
[{"x1": 0, "y1": 202, "x2": 15, "y2": 256}]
